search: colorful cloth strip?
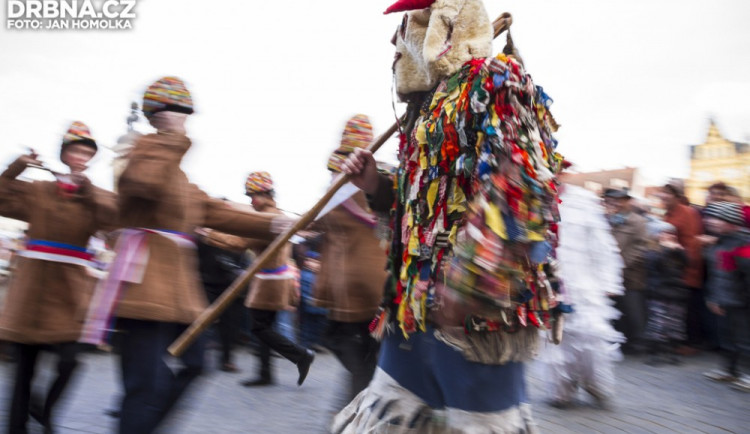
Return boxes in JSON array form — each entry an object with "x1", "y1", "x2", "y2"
[
  {"x1": 381, "y1": 54, "x2": 564, "y2": 336},
  {"x1": 20, "y1": 240, "x2": 93, "y2": 267},
  {"x1": 79, "y1": 228, "x2": 195, "y2": 345}
]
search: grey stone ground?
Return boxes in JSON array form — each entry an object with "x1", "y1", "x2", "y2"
[{"x1": 0, "y1": 344, "x2": 748, "y2": 434}]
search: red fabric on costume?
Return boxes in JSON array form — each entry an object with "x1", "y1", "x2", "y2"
[{"x1": 384, "y1": 0, "x2": 436, "y2": 14}]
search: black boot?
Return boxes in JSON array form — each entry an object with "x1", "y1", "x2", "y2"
[{"x1": 297, "y1": 349, "x2": 315, "y2": 386}]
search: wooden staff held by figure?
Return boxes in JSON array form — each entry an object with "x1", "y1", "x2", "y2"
[{"x1": 169, "y1": 13, "x2": 518, "y2": 357}]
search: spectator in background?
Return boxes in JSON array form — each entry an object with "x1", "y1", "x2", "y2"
[
  {"x1": 604, "y1": 188, "x2": 649, "y2": 354},
  {"x1": 643, "y1": 223, "x2": 690, "y2": 365},
  {"x1": 706, "y1": 182, "x2": 734, "y2": 206},
  {"x1": 701, "y1": 202, "x2": 750, "y2": 392},
  {"x1": 661, "y1": 183, "x2": 705, "y2": 354},
  {"x1": 724, "y1": 187, "x2": 750, "y2": 228},
  {"x1": 298, "y1": 252, "x2": 327, "y2": 350}
]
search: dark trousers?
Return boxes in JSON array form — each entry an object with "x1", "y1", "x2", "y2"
[
  {"x1": 206, "y1": 288, "x2": 242, "y2": 365},
  {"x1": 614, "y1": 289, "x2": 647, "y2": 352},
  {"x1": 299, "y1": 309, "x2": 328, "y2": 349},
  {"x1": 326, "y1": 321, "x2": 380, "y2": 406},
  {"x1": 249, "y1": 308, "x2": 307, "y2": 380},
  {"x1": 717, "y1": 307, "x2": 750, "y2": 377},
  {"x1": 8, "y1": 342, "x2": 80, "y2": 434},
  {"x1": 117, "y1": 319, "x2": 205, "y2": 434}
]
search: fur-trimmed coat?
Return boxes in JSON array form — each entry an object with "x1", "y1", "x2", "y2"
[
  {"x1": 244, "y1": 204, "x2": 296, "y2": 312},
  {"x1": 115, "y1": 132, "x2": 277, "y2": 324},
  {"x1": 312, "y1": 192, "x2": 388, "y2": 323},
  {"x1": 0, "y1": 159, "x2": 117, "y2": 344}
]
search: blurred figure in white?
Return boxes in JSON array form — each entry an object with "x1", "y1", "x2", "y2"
[{"x1": 538, "y1": 179, "x2": 625, "y2": 409}]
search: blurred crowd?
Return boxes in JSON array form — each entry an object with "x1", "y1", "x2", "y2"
[{"x1": 600, "y1": 180, "x2": 750, "y2": 392}]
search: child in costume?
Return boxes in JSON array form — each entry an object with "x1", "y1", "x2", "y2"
[
  {"x1": 336, "y1": 1, "x2": 565, "y2": 431},
  {"x1": 240, "y1": 171, "x2": 315, "y2": 387},
  {"x1": 81, "y1": 77, "x2": 289, "y2": 433},
  {"x1": 0, "y1": 122, "x2": 117, "y2": 433},
  {"x1": 311, "y1": 115, "x2": 389, "y2": 409},
  {"x1": 536, "y1": 183, "x2": 624, "y2": 409}
]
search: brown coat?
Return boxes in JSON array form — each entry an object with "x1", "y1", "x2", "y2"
[
  {"x1": 244, "y1": 205, "x2": 296, "y2": 311},
  {"x1": 312, "y1": 192, "x2": 388, "y2": 322},
  {"x1": 115, "y1": 133, "x2": 277, "y2": 324},
  {"x1": 611, "y1": 211, "x2": 648, "y2": 291},
  {"x1": 665, "y1": 203, "x2": 704, "y2": 288},
  {"x1": 0, "y1": 160, "x2": 117, "y2": 344}
]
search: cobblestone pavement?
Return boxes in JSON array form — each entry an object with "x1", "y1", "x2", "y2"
[{"x1": 0, "y1": 344, "x2": 748, "y2": 433}]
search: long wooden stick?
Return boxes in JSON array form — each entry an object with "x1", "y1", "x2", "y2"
[{"x1": 168, "y1": 121, "x2": 400, "y2": 356}]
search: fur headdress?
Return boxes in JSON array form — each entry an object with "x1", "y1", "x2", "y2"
[{"x1": 387, "y1": 0, "x2": 493, "y2": 96}]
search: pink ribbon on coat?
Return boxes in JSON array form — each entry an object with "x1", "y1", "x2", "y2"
[{"x1": 79, "y1": 228, "x2": 194, "y2": 345}]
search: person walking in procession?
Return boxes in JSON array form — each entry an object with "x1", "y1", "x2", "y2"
[
  {"x1": 240, "y1": 171, "x2": 315, "y2": 387},
  {"x1": 537, "y1": 180, "x2": 625, "y2": 410},
  {"x1": 335, "y1": 1, "x2": 566, "y2": 431},
  {"x1": 0, "y1": 122, "x2": 117, "y2": 434},
  {"x1": 80, "y1": 77, "x2": 289, "y2": 434},
  {"x1": 312, "y1": 114, "x2": 388, "y2": 408}
]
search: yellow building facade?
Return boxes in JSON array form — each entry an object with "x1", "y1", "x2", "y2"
[{"x1": 686, "y1": 121, "x2": 750, "y2": 205}]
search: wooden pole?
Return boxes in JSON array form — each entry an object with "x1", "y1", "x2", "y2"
[{"x1": 168, "y1": 121, "x2": 400, "y2": 356}]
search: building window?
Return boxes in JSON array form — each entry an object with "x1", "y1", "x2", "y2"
[
  {"x1": 584, "y1": 181, "x2": 602, "y2": 193},
  {"x1": 611, "y1": 178, "x2": 629, "y2": 189}
]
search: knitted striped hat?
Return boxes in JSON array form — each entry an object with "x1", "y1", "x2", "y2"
[
  {"x1": 327, "y1": 114, "x2": 373, "y2": 172},
  {"x1": 142, "y1": 76, "x2": 194, "y2": 119},
  {"x1": 704, "y1": 201, "x2": 745, "y2": 226},
  {"x1": 245, "y1": 171, "x2": 274, "y2": 195},
  {"x1": 61, "y1": 121, "x2": 97, "y2": 152}
]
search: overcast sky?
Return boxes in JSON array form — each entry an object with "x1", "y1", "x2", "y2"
[{"x1": 1, "y1": 0, "x2": 749, "y2": 213}]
